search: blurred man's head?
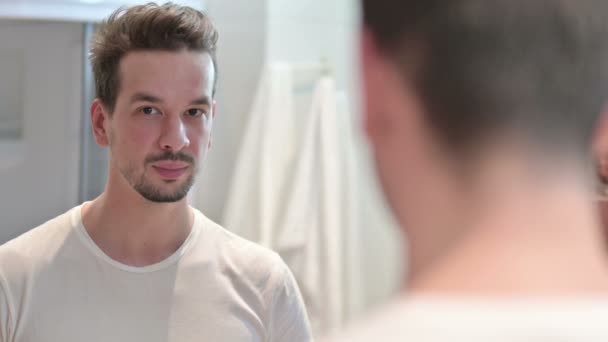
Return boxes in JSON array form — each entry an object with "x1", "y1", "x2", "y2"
[{"x1": 360, "y1": 0, "x2": 608, "y2": 265}]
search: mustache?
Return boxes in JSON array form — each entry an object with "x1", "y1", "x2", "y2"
[{"x1": 145, "y1": 151, "x2": 195, "y2": 165}]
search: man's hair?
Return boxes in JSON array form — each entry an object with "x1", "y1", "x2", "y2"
[
  {"x1": 363, "y1": 0, "x2": 608, "y2": 158},
  {"x1": 89, "y1": 2, "x2": 218, "y2": 112}
]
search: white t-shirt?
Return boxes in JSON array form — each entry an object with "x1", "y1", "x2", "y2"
[
  {"x1": 0, "y1": 204, "x2": 312, "y2": 342},
  {"x1": 323, "y1": 296, "x2": 608, "y2": 342}
]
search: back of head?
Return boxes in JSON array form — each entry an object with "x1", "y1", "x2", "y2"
[
  {"x1": 89, "y1": 2, "x2": 218, "y2": 112},
  {"x1": 362, "y1": 0, "x2": 608, "y2": 161}
]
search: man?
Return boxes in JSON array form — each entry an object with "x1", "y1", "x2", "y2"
[
  {"x1": 329, "y1": 0, "x2": 608, "y2": 340},
  {"x1": 0, "y1": 3, "x2": 311, "y2": 341}
]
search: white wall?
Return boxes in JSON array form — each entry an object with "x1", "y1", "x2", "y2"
[
  {"x1": 194, "y1": 0, "x2": 268, "y2": 220},
  {"x1": 266, "y1": 0, "x2": 357, "y2": 90},
  {"x1": 0, "y1": 0, "x2": 203, "y2": 22},
  {"x1": 0, "y1": 20, "x2": 83, "y2": 242},
  {"x1": 197, "y1": 0, "x2": 360, "y2": 221}
]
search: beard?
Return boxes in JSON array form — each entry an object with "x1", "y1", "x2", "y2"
[{"x1": 120, "y1": 151, "x2": 197, "y2": 203}]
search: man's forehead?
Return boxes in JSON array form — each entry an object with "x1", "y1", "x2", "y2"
[
  {"x1": 119, "y1": 50, "x2": 213, "y2": 82},
  {"x1": 118, "y1": 50, "x2": 215, "y2": 96}
]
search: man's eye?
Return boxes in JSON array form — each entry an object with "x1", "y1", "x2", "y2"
[
  {"x1": 186, "y1": 108, "x2": 205, "y2": 117},
  {"x1": 141, "y1": 106, "x2": 160, "y2": 115}
]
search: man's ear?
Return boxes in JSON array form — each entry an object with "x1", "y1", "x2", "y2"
[
  {"x1": 91, "y1": 98, "x2": 110, "y2": 147},
  {"x1": 361, "y1": 28, "x2": 393, "y2": 141}
]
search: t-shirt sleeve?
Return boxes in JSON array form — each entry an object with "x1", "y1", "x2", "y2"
[
  {"x1": 267, "y1": 256, "x2": 313, "y2": 342},
  {"x1": 0, "y1": 278, "x2": 12, "y2": 342}
]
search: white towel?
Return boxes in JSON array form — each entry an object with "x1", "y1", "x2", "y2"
[{"x1": 222, "y1": 62, "x2": 297, "y2": 247}]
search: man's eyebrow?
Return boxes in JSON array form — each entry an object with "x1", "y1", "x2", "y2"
[
  {"x1": 130, "y1": 92, "x2": 163, "y2": 104},
  {"x1": 190, "y1": 96, "x2": 211, "y2": 106}
]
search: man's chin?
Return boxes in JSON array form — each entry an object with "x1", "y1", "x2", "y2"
[
  {"x1": 138, "y1": 190, "x2": 189, "y2": 203},
  {"x1": 134, "y1": 182, "x2": 192, "y2": 203}
]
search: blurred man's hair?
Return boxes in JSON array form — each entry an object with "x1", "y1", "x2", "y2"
[
  {"x1": 363, "y1": 0, "x2": 608, "y2": 160},
  {"x1": 89, "y1": 2, "x2": 218, "y2": 112}
]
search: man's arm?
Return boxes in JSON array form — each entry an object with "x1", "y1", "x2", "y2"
[
  {"x1": 0, "y1": 278, "x2": 13, "y2": 342},
  {"x1": 267, "y1": 257, "x2": 313, "y2": 342}
]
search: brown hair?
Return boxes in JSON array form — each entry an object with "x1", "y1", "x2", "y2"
[
  {"x1": 89, "y1": 2, "x2": 218, "y2": 112},
  {"x1": 363, "y1": 0, "x2": 608, "y2": 158}
]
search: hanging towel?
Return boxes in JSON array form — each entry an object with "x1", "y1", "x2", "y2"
[
  {"x1": 222, "y1": 63, "x2": 297, "y2": 247},
  {"x1": 275, "y1": 76, "x2": 345, "y2": 334}
]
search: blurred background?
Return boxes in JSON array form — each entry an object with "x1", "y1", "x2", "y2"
[{"x1": 0, "y1": 0, "x2": 403, "y2": 338}]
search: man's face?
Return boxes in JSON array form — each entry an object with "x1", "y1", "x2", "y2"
[{"x1": 95, "y1": 50, "x2": 215, "y2": 203}]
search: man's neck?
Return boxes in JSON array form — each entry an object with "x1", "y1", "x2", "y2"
[
  {"x1": 81, "y1": 185, "x2": 194, "y2": 267},
  {"x1": 407, "y1": 152, "x2": 608, "y2": 296}
]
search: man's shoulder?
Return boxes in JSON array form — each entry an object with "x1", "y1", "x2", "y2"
[
  {"x1": 192, "y1": 210, "x2": 312, "y2": 339},
  {"x1": 0, "y1": 207, "x2": 77, "y2": 280},
  {"x1": 193, "y1": 209, "x2": 288, "y2": 282}
]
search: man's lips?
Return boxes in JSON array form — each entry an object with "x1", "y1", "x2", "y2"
[
  {"x1": 151, "y1": 161, "x2": 190, "y2": 179},
  {"x1": 152, "y1": 161, "x2": 190, "y2": 169}
]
